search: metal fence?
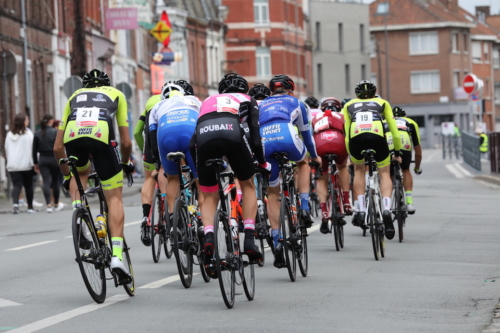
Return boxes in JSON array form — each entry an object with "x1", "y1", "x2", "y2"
[
  {"x1": 441, "y1": 135, "x2": 461, "y2": 160},
  {"x1": 461, "y1": 131, "x2": 481, "y2": 172},
  {"x1": 490, "y1": 133, "x2": 500, "y2": 174}
]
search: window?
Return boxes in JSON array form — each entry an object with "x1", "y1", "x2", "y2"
[
  {"x1": 256, "y1": 47, "x2": 271, "y2": 77},
  {"x1": 451, "y1": 33, "x2": 459, "y2": 53},
  {"x1": 254, "y1": 0, "x2": 269, "y2": 26},
  {"x1": 370, "y1": 73, "x2": 377, "y2": 87},
  {"x1": 361, "y1": 64, "x2": 366, "y2": 81},
  {"x1": 317, "y1": 63, "x2": 323, "y2": 93},
  {"x1": 316, "y1": 22, "x2": 321, "y2": 50},
  {"x1": 338, "y1": 23, "x2": 343, "y2": 52},
  {"x1": 376, "y1": 2, "x2": 389, "y2": 14},
  {"x1": 463, "y1": 33, "x2": 468, "y2": 53},
  {"x1": 370, "y1": 37, "x2": 376, "y2": 58},
  {"x1": 360, "y1": 24, "x2": 365, "y2": 52},
  {"x1": 411, "y1": 71, "x2": 440, "y2": 93},
  {"x1": 472, "y1": 41, "x2": 482, "y2": 62},
  {"x1": 409, "y1": 32, "x2": 438, "y2": 55},
  {"x1": 494, "y1": 48, "x2": 500, "y2": 69},
  {"x1": 345, "y1": 64, "x2": 350, "y2": 93},
  {"x1": 495, "y1": 83, "x2": 500, "y2": 105},
  {"x1": 483, "y1": 43, "x2": 489, "y2": 62},
  {"x1": 453, "y1": 70, "x2": 460, "y2": 88}
]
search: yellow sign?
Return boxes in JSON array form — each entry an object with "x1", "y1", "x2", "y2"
[{"x1": 149, "y1": 21, "x2": 172, "y2": 43}]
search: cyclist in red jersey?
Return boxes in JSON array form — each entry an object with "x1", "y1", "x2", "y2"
[{"x1": 311, "y1": 97, "x2": 352, "y2": 234}]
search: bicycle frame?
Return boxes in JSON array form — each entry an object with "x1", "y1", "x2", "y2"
[{"x1": 364, "y1": 153, "x2": 383, "y2": 225}]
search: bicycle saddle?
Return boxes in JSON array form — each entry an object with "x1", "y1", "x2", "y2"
[
  {"x1": 205, "y1": 158, "x2": 225, "y2": 167},
  {"x1": 324, "y1": 154, "x2": 337, "y2": 161},
  {"x1": 167, "y1": 152, "x2": 185, "y2": 161}
]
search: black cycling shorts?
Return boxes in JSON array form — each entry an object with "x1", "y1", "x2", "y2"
[
  {"x1": 195, "y1": 113, "x2": 254, "y2": 192},
  {"x1": 349, "y1": 133, "x2": 390, "y2": 168},
  {"x1": 400, "y1": 150, "x2": 412, "y2": 170},
  {"x1": 142, "y1": 112, "x2": 155, "y2": 171}
]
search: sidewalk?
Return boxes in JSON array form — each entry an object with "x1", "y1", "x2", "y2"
[{"x1": 0, "y1": 177, "x2": 143, "y2": 215}]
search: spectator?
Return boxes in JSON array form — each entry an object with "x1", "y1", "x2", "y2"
[
  {"x1": 479, "y1": 131, "x2": 489, "y2": 157},
  {"x1": 5, "y1": 113, "x2": 35, "y2": 214},
  {"x1": 33, "y1": 114, "x2": 64, "y2": 213}
]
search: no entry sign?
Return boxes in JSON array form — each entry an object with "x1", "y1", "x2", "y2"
[{"x1": 463, "y1": 74, "x2": 478, "y2": 94}]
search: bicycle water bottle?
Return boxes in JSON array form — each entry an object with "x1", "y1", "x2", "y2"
[
  {"x1": 95, "y1": 215, "x2": 107, "y2": 239},
  {"x1": 257, "y1": 199, "x2": 264, "y2": 216}
]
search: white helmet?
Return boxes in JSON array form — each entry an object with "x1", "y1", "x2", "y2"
[{"x1": 161, "y1": 83, "x2": 185, "y2": 100}]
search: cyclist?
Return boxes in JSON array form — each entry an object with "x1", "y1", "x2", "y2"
[
  {"x1": 311, "y1": 97, "x2": 351, "y2": 234},
  {"x1": 341, "y1": 80, "x2": 401, "y2": 240},
  {"x1": 53, "y1": 69, "x2": 133, "y2": 282},
  {"x1": 248, "y1": 83, "x2": 271, "y2": 103},
  {"x1": 305, "y1": 96, "x2": 321, "y2": 119},
  {"x1": 259, "y1": 74, "x2": 321, "y2": 268},
  {"x1": 194, "y1": 73, "x2": 269, "y2": 276},
  {"x1": 392, "y1": 106, "x2": 422, "y2": 214},
  {"x1": 148, "y1": 83, "x2": 201, "y2": 214}
]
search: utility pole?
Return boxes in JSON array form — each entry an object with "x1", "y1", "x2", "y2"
[
  {"x1": 383, "y1": 10, "x2": 390, "y2": 101},
  {"x1": 21, "y1": 0, "x2": 33, "y2": 129},
  {"x1": 376, "y1": 40, "x2": 383, "y2": 98}
]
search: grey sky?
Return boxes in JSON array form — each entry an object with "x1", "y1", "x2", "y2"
[{"x1": 361, "y1": 0, "x2": 500, "y2": 15}]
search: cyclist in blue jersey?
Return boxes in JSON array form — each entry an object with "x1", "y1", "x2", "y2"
[{"x1": 259, "y1": 74, "x2": 321, "y2": 268}]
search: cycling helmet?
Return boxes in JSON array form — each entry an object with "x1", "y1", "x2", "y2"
[
  {"x1": 248, "y1": 83, "x2": 271, "y2": 100},
  {"x1": 341, "y1": 98, "x2": 351, "y2": 108},
  {"x1": 393, "y1": 106, "x2": 406, "y2": 117},
  {"x1": 218, "y1": 73, "x2": 249, "y2": 94},
  {"x1": 174, "y1": 80, "x2": 194, "y2": 96},
  {"x1": 320, "y1": 97, "x2": 342, "y2": 112},
  {"x1": 354, "y1": 80, "x2": 377, "y2": 99},
  {"x1": 269, "y1": 74, "x2": 295, "y2": 93},
  {"x1": 161, "y1": 82, "x2": 185, "y2": 100},
  {"x1": 82, "y1": 69, "x2": 111, "y2": 88},
  {"x1": 304, "y1": 96, "x2": 319, "y2": 109}
]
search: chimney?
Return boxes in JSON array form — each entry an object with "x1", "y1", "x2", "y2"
[
  {"x1": 476, "y1": 6, "x2": 490, "y2": 21},
  {"x1": 438, "y1": 0, "x2": 458, "y2": 12}
]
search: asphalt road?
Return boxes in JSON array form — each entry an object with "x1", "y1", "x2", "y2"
[{"x1": 1, "y1": 152, "x2": 499, "y2": 333}]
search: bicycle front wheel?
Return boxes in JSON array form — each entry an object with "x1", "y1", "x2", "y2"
[
  {"x1": 395, "y1": 180, "x2": 404, "y2": 243},
  {"x1": 214, "y1": 209, "x2": 236, "y2": 308},
  {"x1": 72, "y1": 208, "x2": 106, "y2": 303},
  {"x1": 122, "y1": 239, "x2": 135, "y2": 296},
  {"x1": 255, "y1": 212, "x2": 266, "y2": 267},
  {"x1": 330, "y1": 183, "x2": 341, "y2": 252},
  {"x1": 163, "y1": 205, "x2": 173, "y2": 259},
  {"x1": 151, "y1": 189, "x2": 162, "y2": 263},
  {"x1": 172, "y1": 199, "x2": 193, "y2": 288},
  {"x1": 281, "y1": 196, "x2": 296, "y2": 282},
  {"x1": 240, "y1": 234, "x2": 255, "y2": 301},
  {"x1": 298, "y1": 228, "x2": 308, "y2": 277}
]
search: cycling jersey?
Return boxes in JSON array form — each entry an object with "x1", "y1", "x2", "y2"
[
  {"x1": 149, "y1": 95, "x2": 201, "y2": 177},
  {"x1": 61, "y1": 86, "x2": 128, "y2": 189},
  {"x1": 134, "y1": 94, "x2": 161, "y2": 171},
  {"x1": 311, "y1": 110, "x2": 347, "y2": 172}
]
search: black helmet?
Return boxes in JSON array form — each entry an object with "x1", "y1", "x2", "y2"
[
  {"x1": 248, "y1": 83, "x2": 271, "y2": 100},
  {"x1": 304, "y1": 96, "x2": 319, "y2": 108},
  {"x1": 341, "y1": 98, "x2": 351, "y2": 108},
  {"x1": 354, "y1": 80, "x2": 376, "y2": 99},
  {"x1": 82, "y1": 69, "x2": 111, "y2": 88},
  {"x1": 218, "y1": 73, "x2": 249, "y2": 94},
  {"x1": 269, "y1": 74, "x2": 295, "y2": 92},
  {"x1": 393, "y1": 106, "x2": 406, "y2": 117},
  {"x1": 320, "y1": 97, "x2": 342, "y2": 112},
  {"x1": 175, "y1": 80, "x2": 194, "y2": 96}
]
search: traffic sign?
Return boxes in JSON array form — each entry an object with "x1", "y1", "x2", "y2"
[
  {"x1": 149, "y1": 21, "x2": 172, "y2": 43},
  {"x1": 463, "y1": 74, "x2": 477, "y2": 94}
]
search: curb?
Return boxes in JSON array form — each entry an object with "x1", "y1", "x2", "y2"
[
  {"x1": 475, "y1": 175, "x2": 500, "y2": 187},
  {"x1": 483, "y1": 304, "x2": 500, "y2": 333}
]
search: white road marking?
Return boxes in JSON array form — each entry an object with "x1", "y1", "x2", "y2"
[
  {"x1": 64, "y1": 236, "x2": 72, "y2": 239},
  {"x1": 454, "y1": 163, "x2": 473, "y2": 177},
  {"x1": 445, "y1": 164, "x2": 464, "y2": 179},
  {"x1": 124, "y1": 220, "x2": 141, "y2": 227},
  {"x1": 139, "y1": 273, "x2": 198, "y2": 289},
  {"x1": 478, "y1": 180, "x2": 500, "y2": 190},
  {"x1": 0, "y1": 298, "x2": 21, "y2": 307},
  {"x1": 4, "y1": 241, "x2": 58, "y2": 252},
  {"x1": 7, "y1": 294, "x2": 128, "y2": 333}
]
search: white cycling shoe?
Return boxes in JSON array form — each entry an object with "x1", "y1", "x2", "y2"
[
  {"x1": 110, "y1": 256, "x2": 132, "y2": 285},
  {"x1": 407, "y1": 204, "x2": 416, "y2": 215}
]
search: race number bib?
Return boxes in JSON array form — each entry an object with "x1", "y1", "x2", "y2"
[
  {"x1": 396, "y1": 119, "x2": 407, "y2": 130},
  {"x1": 76, "y1": 107, "x2": 100, "y2": 127},
  {"x1": 314, "y1": 117, "x2": 329, "y2": 133},
  {"x1": 356, "y1": 112, "x2": 373, "y2": 128},
  {"x1": 216, "y1": 97, "x2": 240, "y2": 114}
]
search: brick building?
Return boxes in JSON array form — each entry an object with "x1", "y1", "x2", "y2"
[{"x1": 222, "y1": 0, "x2": 313, "y2": 98}]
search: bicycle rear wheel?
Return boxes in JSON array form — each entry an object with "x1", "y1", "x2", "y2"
[
  {"x1": 172, "y1": 199, "x2": 193, "y2": 288},
  {"x1": 255, "y1": 212, "x2": 266, "y2": 267},
  {"x1": 163, "y1": 205, "x2": 173, "y2": 259},
  {"x1": 240, "y1": 234, "x2": 255, "y2": 301},
  {"x1": 72, "y1": 208, "x2": 106, "y2": 303},
  {"x1": 214, "y1": 209, "x2": 235, "y2": 308},
  {"x1": 151, "y1": 189, "x2": 162, "y2": 263},
  {"x1": 330, "y1": 185, "x2": 341, "y2": 252},
  {"x1": 122, "y1": 239, "x2": 135, "y2": 296},
  {"x1": 281, "y1": 196, "x2": 296, "y2": 282},
  {"x1": 368, "y1": 190, "x2": 380, "y2": 261},
  {"x1": 395, "y1": 180, "x2": 404, "y2": 243}
]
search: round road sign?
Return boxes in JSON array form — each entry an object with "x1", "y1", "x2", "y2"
[{"x1": 463, "y1": 74, "x2": 477, "y2": 94}]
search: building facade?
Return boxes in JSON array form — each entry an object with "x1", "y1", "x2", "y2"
[
  {"x1": 222, "y1": 0, "x2": 313, "y2": 99},
  {"x1": 310, "y1": 0, "x2": 371, "y2": 100}
]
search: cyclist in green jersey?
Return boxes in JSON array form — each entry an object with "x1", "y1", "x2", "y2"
[{"x1": 54, "y1": 69, "x2": 134, "y2": 281}]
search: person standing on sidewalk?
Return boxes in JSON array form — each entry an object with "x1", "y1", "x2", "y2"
[
  {"x1": 4, "y1": 113, "x2": 35, "y2": 214},
  {"x1": 33, "y1": 114, "x2": 64, "y2": 213}
]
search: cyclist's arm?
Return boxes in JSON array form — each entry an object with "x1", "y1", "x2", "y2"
[
  {"x1": 116, "y1": 94, "x2": 132, "y2": 164},
  {"x1": 382, "y1": 101, "x2": 402, "y2": 152},
  {"x1": 341, "y1": 105, "x2": 352, "y2": 155},
  {"x1": 297, "y1": 101, "x2": 318, "y2": 158},
  {"x1": 147, "y1": 106, "x2": 160, "y2": 164},
  {"x1": 133, "y1": 109, "x2": 146, "y2": 152},
  {"x1": 247, "y1": 98, "x2": 266, "y2": 164},
  {"x1": 54, "y1": 100, "x2": 71, "y2": 176}
]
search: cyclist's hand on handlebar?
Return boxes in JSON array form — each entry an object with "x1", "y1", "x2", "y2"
[
  {"x1": 311, "y1": 156, "x2": 322, "y2": 169},
  {"x1": 414, "y1": 167, "x2": 422, "y2": 175},
  {"x1": 122, "y1": 161, "x2": 135, "y2": 174},
  {"x1": 392, "y1": 152, "x2": 402, "y2": 164},
  {"x1": 63, "y1": 173, "x2": 72, "y2": 191},
  {"x1": 259, "y1": 162, "x2": 272, "y2": 173}
]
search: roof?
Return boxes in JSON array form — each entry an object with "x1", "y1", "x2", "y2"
[
  {"x1": 166, "y1": 0, "x2": 221, "y2": 22},
  {"x1": 456, "y1": 7, "x2": 500, "y2": 41}
]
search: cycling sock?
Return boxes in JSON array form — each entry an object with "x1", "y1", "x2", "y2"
[
  {"x1": 112, "y1": 237, "x2": 124, "y2": 260},
  {"x1": 357, "y1": 195, "x2": 365, "y2": 212},
  {"x1": 320, "y1": 203, "x2": 327, "y2": 216},
  {"x1": 271, "y1": 229, "x2": 280, "y2": 247},
  {"x1": 142, "y1": 204, "x2": 151, "y2": 218},
  {"x1": 243, "y1": 219, "x2": 255, "y2": 230},
  {"x1": 237, "y1": 190, "x2": 243, "y2": 202},
  {"x1": 204, "y1": 225, "x2": 214, "y2": 235},
  {"x1": 72, "y1": 200, "x2": 81, "y2": 209},
  {"x1": 342, "y1": 191, "x2": 350, "y2": 204},
  {"x1": 299, "y1": 193, "x2": 310, "y2": 211},
  {"x1": 354, "y1": 200, "x2": 359, "y2": 211},
  {"x1": 405, "y1": 191, "x2": 413, "y2": 205},
  {"x1": 383, "y1": 197, "x2": 391, "y2": 211}
]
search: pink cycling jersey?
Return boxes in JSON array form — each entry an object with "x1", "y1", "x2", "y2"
[{"x1": 198, "y1": 93, "x2": 251, "y2": 118}]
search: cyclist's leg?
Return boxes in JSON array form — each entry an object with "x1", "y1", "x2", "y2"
[
  {"x1": 375, "y1": 141, "x2": 395, "y2": 239},
  {"x1": 400, "y1": 150, "x2": 414, "y2": 212},
  {"x1": 64, "y1": 140, "x2": 91, "y2": 207}
]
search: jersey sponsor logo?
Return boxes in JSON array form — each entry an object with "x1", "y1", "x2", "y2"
[
  {"x1": 321, "y1": 132, "x2": 338, "y2": 140},
  {"x1": 262, "y1": 124, "x2": 281, "y2": 135},
  {"x1": 69, "y1": 129, "x2": 75, "y2": 137},
  {"x1": 354, "y1": 103, "x2": 362, "y2": 108},
  {"x1": 199, "y1": 123, "x2": 234, "y2": 134},
  {"x1": 262, "y1": 136, "x2": 284, "y2": 143},
  {"x1": 92, "y1": 94, "x2": 106, "y2": 102},
  {"x1": 78, "y1": 127, "x2": 93, "y2": 135},
  {"x1": 94, "y1": 127, "x2": 102, "y2": 138},
  {"x1": 76, "y1": 94, "x2": 87, "y2": 103}
]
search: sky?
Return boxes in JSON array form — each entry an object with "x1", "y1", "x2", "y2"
[{"x1": 361, "y1": 0, "x2": 500, "y2": 15}]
